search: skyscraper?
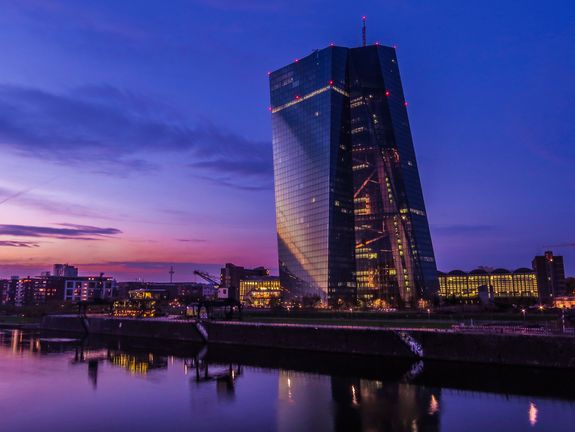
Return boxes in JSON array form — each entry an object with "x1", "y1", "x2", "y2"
[{"x1": 270, "y1": 43, "x2": 438, "y2": 308}]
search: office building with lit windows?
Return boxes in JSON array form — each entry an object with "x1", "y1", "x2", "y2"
[
  {"x1": 438, "y1": 251, "x2": 566, "y2": 305},
  {"x1": 239, "y1": 276, "x2": 282, "y2": 307},
  {"x1": 438, "y1": 268, "x2": 539, "y2": 304},
  {"x1": 270, "y1": 44, "x2": 438, "y2": 307}
]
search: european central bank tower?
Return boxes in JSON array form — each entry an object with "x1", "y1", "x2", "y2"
[{"x1": 270, "y1": 44, "x2": 438, "y2": 308}]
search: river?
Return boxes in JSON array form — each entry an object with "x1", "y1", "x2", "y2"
[{"x1": 0, "y1": 329, "x2": 573, "y2": 431}]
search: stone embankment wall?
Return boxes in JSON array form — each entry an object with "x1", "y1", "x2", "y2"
[{"x1": 40, "y1": 315, "x2": 575, "y2": 368}]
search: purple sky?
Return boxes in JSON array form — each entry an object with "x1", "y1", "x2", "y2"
[{"x1": 0, "y1": 0, "x2": 573, "y2": 281}]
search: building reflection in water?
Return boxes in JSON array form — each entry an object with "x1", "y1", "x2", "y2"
[
  {"x1": 333, "y1": 378, "x2": 441, "y2": 432},
  {"x1": 70, "y1": 344, "x2": 168, "y2": 389},
  {"x1": 107, "y1": 352, "x2": 168, "y2": 375},
  {"x1": 278, "y1": 371, "x2": 335, "y2": 431},
  {"x1": 0, "y1": 329, "x2": 38, "y2": 354},
  {"x1": 186, "y1": 350, "x2": 243, "y2": 402},
  {"x1": 277, "y1": 371, "x2": 441, "y2": 432}
]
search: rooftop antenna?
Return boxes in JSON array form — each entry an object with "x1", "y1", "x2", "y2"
[
  {"x1": 362, "y1": 16, "x2": 366, "y2": 47},
  {"x1": 169, "y1": 265, "x2": 175, "y2": 283}
]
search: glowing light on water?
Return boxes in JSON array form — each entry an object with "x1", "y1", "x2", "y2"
[
  {"x1": 428, "y1": 394, "x2": 440, "y2": 415},
  {"x1": 351, "y1": 385, "x2": 358, "y2": 405},
  {"x1": 529, "y1": 402, "x2": 538, "y2": 426}
]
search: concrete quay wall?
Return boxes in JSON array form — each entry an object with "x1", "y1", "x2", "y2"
[
  {"x1": 40, "y1": 315, "x2": 575, "y2": 368},
  {"x1": 41, "y1": 315, "x2": 205, "y2": 343},
  {"x1": 205, "y1": 321, "x2": 414, "y2": 357}
]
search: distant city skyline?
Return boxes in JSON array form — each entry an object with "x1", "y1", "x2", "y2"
[{"x1": 0, "y1": 1, "x2": 574, "y2": 280}]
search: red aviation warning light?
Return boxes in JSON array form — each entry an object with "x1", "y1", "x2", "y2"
[
  {"x1": 385, "y1": 90, "x2": 390, "y2": 97},
  {"x1": 329, "y1": 80, "x2": 334, "y2": 86}
]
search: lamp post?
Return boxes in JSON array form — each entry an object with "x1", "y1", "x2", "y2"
[{"x1": 521, "y1": 308, "x2": 526, "y2": 322}]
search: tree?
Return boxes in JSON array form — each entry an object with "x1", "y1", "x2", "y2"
[{"x1": 302, "y1": 295, "x2": 321, "y2": 309}]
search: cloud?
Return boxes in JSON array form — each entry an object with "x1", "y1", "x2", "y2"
[
  {"x1": 193, "y1": 174, "x2": 272, "y2": 191},
  {"x1": 0, "y1": 184, "x2": 110, "y2": 220},
  {"x1": 0, "y1": 83, "x2": 272, "y2": 187},
  {"x1": 101, "y1": 261, "x2": 178, "y2": 270},
  {"x1": 79, "y1": 260, "x2": 223, "y2": 278},
  {"x1": 6, "y1": 0, "x2": 152, "y2": 43},
  {"x1": 0, "y1": 223, "x2": 121, "y2": 240},
  {"x1": 0, "y1": 180, "x2": 54, "y2": 206},
  {"x1": 0, "y1": 259, "x2": 229, "y2": 281},
  {"x1": 0, "y1": 240, "x2": 40, "y2": 248},
  {"x1": 177, "y1": 238, "x2": 207, "y2": 243}
]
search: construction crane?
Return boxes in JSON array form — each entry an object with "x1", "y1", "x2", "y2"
[
  {"x1": 193, "y1": 270, "x2": 220, "y2": 287},
  {"x1": 188, "y1": 270, "x2": 242, "y2": 320}
]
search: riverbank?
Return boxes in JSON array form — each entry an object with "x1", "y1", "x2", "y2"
[{"x1": 40, "y1": 315, "x2": 575, "y2": 369}]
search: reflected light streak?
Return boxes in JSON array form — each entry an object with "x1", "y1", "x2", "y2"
[
  {"x1": 351, "y1": 385, "x2": 358, "y2": 406},
  {"x1": 287, "y1": 377, "x2": 293, "y2": 401},
  {"x1": 428, "y1": 394, "x2": 439, "y2": 415},
  {"x1": 529, "y1": 401, "x2": 538, "y2": 426}
]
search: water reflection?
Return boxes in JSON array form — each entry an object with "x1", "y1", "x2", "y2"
[
  {"x1": 187, "y1": 350, "x2": 243, "y2": 401},
  {"x1": 330, "y1": 378, "x2": 440, "y2": 432},
  {"x1": 528, "y1": 401, "x2": 538, "y2": 426},
  {"x1": 0, "y1": 329, "x2": 573, "y2": 432}
]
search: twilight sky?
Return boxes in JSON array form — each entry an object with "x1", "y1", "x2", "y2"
[{"x1": 0, "y1": 0, "x2": 573, "y2": 281}]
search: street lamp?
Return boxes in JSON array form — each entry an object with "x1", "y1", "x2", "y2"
[{"x1": 521, "y1": 308, "x2": 526, "y2": 322}]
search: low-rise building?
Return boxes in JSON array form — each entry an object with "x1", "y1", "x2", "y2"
[
  {"x1": 438, "y1": 251, "x2": 566, "y2": 306},
  {"x1": 220, "y1": 263, "x2": 269, "y2": 301},
  {"x1": 117, "y1": 282, "x2": 209, "y2": 301},
  {"x1": 0, "y1": 276, "x2": 65, "y2": 307},
  {"x1": 553, "y1": 296, "x2": 575, "y2": 309},
  {"x1": 439, "y1": 268, "x2": 538, "y2": 304},
  {"x1": 64, "y1": 275, "x2": 117, "y2": 302},
  {"x1": 239, "y1": 276, "x2": 281, "y2": 307}
]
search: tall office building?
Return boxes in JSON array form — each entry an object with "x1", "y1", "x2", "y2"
[
  {"x1": 532, "y1": 251, "x2": 566, "y2": 305},
  {"x1": 270, "y1": 43, "x2": 438, "y2": 307}
]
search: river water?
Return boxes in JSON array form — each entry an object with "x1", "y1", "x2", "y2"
[{"x1": 0, "y1": 328, "x2": 573, "y2": 432}]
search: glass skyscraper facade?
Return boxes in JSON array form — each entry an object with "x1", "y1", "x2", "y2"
[{"x1": 270, "y1": 45, "x2": 438, "y2": 307}]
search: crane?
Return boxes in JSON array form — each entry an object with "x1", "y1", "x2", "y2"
[
  {"x1": 187, "y1": 270, "x2": 243, "y2": 320},
  {"x1": 193, "y1": 270, "x2": 220, "y2": 287}
]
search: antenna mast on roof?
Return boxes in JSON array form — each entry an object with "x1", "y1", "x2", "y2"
[
  {"x1": 362, "y1": 16, "x2": 366, "y2": 47},
  {"x1": 169, "y1": 265, "x2": 175, "y2": 283}
]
